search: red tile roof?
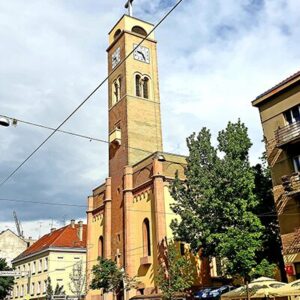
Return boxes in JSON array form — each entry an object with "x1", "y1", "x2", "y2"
[
  {"x1": 14, "y1": 223, "x2": 87, "y2": 261},
  {"x1": 255, "y1": 70, "x2": 300, "y2": 102}
]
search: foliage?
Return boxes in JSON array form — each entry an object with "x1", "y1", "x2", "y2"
[
  {"x1": 69, "y1": 261, "x2": 86, "y2": 299},
  {"x1": 156, "y1": 240, "x2": 194, "y2": 300},
  {"x1": 54, "y1": 283, "x2": 65, "y2": 295},
  {"x1": 0, "y1": 258, "x2": 14, "y2": 300},
  {"x1": 90, "y1": 257, "x2": 138, "y2": 296},
  {"x1": 170, "y1": 120, "x2": 274, "y2": 281},
  {"x1": 46, "y1": 277, "x2": 54, "y2": 299},
  {"x1": 252, "y1": 158, "x2": 287, "y2": 281},
  {"x1": 250, "y1": 259, "x2": 277, "y2": 279}
]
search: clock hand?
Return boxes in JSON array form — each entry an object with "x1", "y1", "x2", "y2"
[{"x1": 137, "y1": 50, "x2": 146, "y2": 60}]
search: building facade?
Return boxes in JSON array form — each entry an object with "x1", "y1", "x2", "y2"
[
  {"x1": 11, "y1": 221, "x2": 86, "y2": 300},
  {"x1": 86, "y1": 13, "x2": 215, "y2": 300},
  {"x1": 0, "y1": 229, "x2": 33, "y2": 267},
  {"x1": 252, "y1": 71, "x2": 300, "y2": 281}
]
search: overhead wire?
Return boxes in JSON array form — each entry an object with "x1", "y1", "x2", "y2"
[
  {"x1": 0, "y1": 197, "x2": 298, "y2": 218},
  {"x1": 0, "y1": 0, "x2": 185, "y2": 189}
]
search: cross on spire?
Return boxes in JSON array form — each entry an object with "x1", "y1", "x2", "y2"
[{"x1": 125, "y1": 0, "x2": 134, "y2": 16}]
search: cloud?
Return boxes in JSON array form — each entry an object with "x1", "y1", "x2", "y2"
[{"x1": 0, "y1": 0, "x2": 300, "y2": 238}]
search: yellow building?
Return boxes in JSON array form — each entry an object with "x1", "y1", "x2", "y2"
[
  {"x1": 11, "y1": 221, "x2": 86, "y2": 300},
  {"x1": 252, "y1": 71, "x2": 300, "y2": 281},
  {"x1": 86, "y1": 9, "x2": 217, "y2": 300}
]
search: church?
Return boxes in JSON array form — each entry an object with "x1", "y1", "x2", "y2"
[{"x1": 86, "y1": 4, "x2": 217, "y2": 300}]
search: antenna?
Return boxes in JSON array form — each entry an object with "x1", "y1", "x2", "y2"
[{"x1": 13, "y1": 211, "x2": 24, "y2": 238}]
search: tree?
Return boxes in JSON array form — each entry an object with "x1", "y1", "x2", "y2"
[
  {"x1": 69, "y1": 261, "x2": 86, "y2": 300},
  {"x1": 54, "y1": 284, "x2": 65, "y2": 295},
  {"x1": 46, "y1": 277, "x2": 53, "y2": 300},
  {"x1": 252, "y1": 158, "x2": 287, "y2": 281},
  {"x1": 90, "y1": 257, "x2": 137, "y2": 298},
  {"x1": 0, "y1": 258, "x2": 14, "y2": 300},
  {"x1": 156, "y1": 240, "x2": 194, "y2": 300},
  {"x1": 170, "y1": 120, "x2": 273, "y2": 282}
]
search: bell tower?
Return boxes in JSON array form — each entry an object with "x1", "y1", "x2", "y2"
[{"x1": 107, "y1": 14, "x2": 163, "y2": 176}]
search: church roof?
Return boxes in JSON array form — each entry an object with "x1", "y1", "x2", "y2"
[
  {"x1": 252, "y1": 70, "x2": 300, "y2": 106},
  {"x1": 13, "y1": 223, "x2": 86, "y2": 262}
]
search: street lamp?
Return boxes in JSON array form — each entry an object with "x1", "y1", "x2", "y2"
[{"x1": 0, "y1": 116, "x2": 10, "y2": 127}]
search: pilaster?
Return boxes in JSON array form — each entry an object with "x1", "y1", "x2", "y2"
[{"x1": 104, "y1": 177, "x2": 112, "y2": 259}]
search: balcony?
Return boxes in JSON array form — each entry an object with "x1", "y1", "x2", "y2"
[
  {"x1": 275, "y1": 121, "x2": 300, "y2": 147},
  {"x1": 282, "y1": 172, "x2": 300, "y2": 196}
]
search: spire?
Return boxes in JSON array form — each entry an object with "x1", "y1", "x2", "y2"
[{"x1": 125, "y1": 0, "x2": 134, "y2": 17}]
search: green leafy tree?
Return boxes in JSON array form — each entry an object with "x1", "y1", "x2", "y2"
[
  {"x1": 90, "y1": 257, "x2": 137, "y2": 298},
  {"x1": 156, "y1": 240, "x2": 194, "y2": 300},
  {"x1": 250, "y1": 259, "x2": 277, "y2": 279},
  {"x1": 46, "y1": 277, "x2": 53, "y2": 300},
  {"x1": 252, "y1": 159, "x2": 287, "y2": 281},
  {"x1": 170, "y1": 120, "x2": 274, "y2": 282},
  {"x1": 0, "y1": 258, "x2": 14, "y2": 300},
  {"x1": 54, "y1": 284, "x2": 65, "y2": 295}
]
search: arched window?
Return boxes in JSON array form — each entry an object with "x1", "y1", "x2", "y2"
[
  {"x1": 143, "y1": 77, "x2": 149, "y2": 99},
  {"x1": 142, "y1": 218, "x2": 151, "y2": 256},
  {"x1": 98, "y1": 236, "x2": 104, "y2": 257},
  {"x1": 114, "y1": 29, "x2": 121, "y2": 40},
  {"x1": 112, "y1": 77, "x2": 122, "y2": 105},
  {"x1": 135, "y1": 75, "x2": 141, "y2": 97},
  {"x1": 132, "y1": 26, "x2": 147, "y2": 36}
]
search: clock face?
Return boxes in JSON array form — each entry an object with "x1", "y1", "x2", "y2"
[
  {"x1": 112, "y1": 47, "x2": 121, "y2": 69},
  {"x1": 133, "y1": 44, "x2": 150, "y2": 63}
]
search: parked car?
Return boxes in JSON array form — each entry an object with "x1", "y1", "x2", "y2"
[{"x1": 194, "y1": 286, "x2": 235, "y2": 300}]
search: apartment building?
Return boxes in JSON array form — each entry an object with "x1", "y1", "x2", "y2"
[
  {"x1": 11, "y1": 220, "x2": 86, "y2": 300},
  {"x1": 252, "y1": 71, "x2": 300, "y2": 281}
]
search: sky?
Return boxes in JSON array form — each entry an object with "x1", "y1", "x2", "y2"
[{"x1": 0, "y1": 0, "x2": 300, "y2": 239}]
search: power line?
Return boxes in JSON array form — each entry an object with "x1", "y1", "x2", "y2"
[
  {"x1": 0, "y1": 0, "x2": 184, "y2": 189},
  {"x1": 0, "y1": 114, "x2": 160, "y2": 155},
  {"x1": 1, "y1": 197, "x2": 298, "y2": 218}
]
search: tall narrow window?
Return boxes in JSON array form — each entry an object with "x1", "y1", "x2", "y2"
[
  {"x1": 293, "y1": 155, "x2": 300, "y2": 172},
  {"x1": 136, "y1": 75, "x2": 141, "y2": 97},
  {"x1": 98, "y1": 236, "x2": 104, "y2": 257},
  {"x1": 112, "y1": 77, "x2": 122, "y2": 105},
  {"x1": 143, "y1": 77, "x2": 149, "y2": 99},
  {"x1": 142, "y1": 218, "x2": 151, "y2": 256}
]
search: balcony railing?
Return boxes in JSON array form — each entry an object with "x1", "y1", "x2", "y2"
[
  {"x1": 275, "y1": 121, "x2": 300, "y2": 147},
  {"x1": 282, "y1": 172, "x2": 300, "y2": 196}
]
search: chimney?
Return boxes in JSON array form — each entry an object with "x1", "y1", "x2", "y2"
[
  {"x1": 50, "y1": 228, "x2": 56, "y2": 233},
  {"x1": 70, "y1": 219, "x2": 75, "y2": 228},
  {"x1": 78, "y1": 221, "x2": 83, "y2": 242}
]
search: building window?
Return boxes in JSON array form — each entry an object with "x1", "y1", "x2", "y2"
[
  {"x1": 32, "y1": 262, "x2": 36, "y2": 274},
  {"x1": 43, "y1": 280, "x2": 47, "y2": 294},
  {"x1": 21, "y1": 285, "x2": 24, "y2": 297},
  {"x1": 37, "y1": 281, "x2": 41, "y2": 294},
  {"x1": 98, "y1": 236, "x2": 104, "y2": 257},
  {"x1": 44, "y1": 257, "x2": 48, "y2": 271},
  {"x1": 31, "y1": 282, "x2": 35, "y2": 295},
  {"x1": 114, "y1": 29, "x2": 121, "y2": 40},
  {"x1": 112, "y1": 77, "x2": 122, "y2": 105},
  {"x1": 293, "y1": 155, "x2": 300, "y2": 172},
  {"x1": 285, "y1": 105, "x2": 300, "y2": 125},
  {"x1": 135, "y1": 74, "x2": 150, "y2": 99},
  {"x1": 142, "y1": 218, "x2": 151, "y2": 257},
  {"x1": 15, "y1": 286, "x2": 18, "y2": 298},
  {"x1": 132, "y1": 26, "x2": 147, "y2": 36},
  {"x1": 38, "y1": 259, "x2": 42, "y2": 272},
  {"x1": 143, "y1": 77, "x2": 149, "y2": 99},
  {"x1": 135, "y1": 74, "x2": 141, "y2": 97}
]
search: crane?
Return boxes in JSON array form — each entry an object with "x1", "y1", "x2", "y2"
[{"x1": 13, "y1": 211, "x2": 24, "y2": 238}]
